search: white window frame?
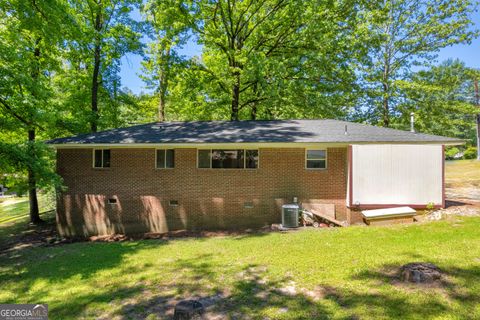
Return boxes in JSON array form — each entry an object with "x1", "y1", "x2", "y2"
[
  {"x1": 92, "y1": 149, "x2": 111, "y2": 168},
  {"x1": 155, "y1": 149, "x2": 175, "y2": 169},
  {"x1": 197, "y1": 149, "x2": 259, "y2": 169},
  {"x1": 305, "y1": 149, "x2": 327, "y2": 170}
]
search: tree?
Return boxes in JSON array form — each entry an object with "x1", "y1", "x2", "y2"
[
  {"x1": 395, "y1": 59, "x2": 479, "y2": 143},
  {"x1": 358, "y1": 0, "x2": 477, "y2": 127},
  {"x1": 67, "y1": 0, "x2": 143, "y2": 132},
  {"x1": 0, "y1": 0, "x2": 69, "y2": 223},
  {"x1": 165, "y1": 0, "x2": 362, "y2": 121},
  {"x1": 140, "y1": 0, "x2": 191, "y2": 121},
  {"x1": 474, "y1": 78, "x2": 480, "y2": 160}
]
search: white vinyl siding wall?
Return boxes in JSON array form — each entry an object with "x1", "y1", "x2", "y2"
[{"x1": 351, "y1": 144, "x2": 443, "y2": 206}]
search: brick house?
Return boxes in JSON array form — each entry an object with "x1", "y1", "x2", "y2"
[{"x1": 48, "y1": 120, "x2": 462, "y2": 236}]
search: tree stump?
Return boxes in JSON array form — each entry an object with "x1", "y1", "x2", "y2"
[
  {"x1": 400, "y1": 263, "x2": 442, "y2": 283},
  {"x1": 173, "y1": 300, "x2": 205, "y2": 320}
]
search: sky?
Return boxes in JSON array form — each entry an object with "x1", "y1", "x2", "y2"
[
  {"x1": 119, "y1": 11, "x2": 480, "y2": 95},
  {"x1": 119, "y1": 41, "x2": 202, "y2": 94}
]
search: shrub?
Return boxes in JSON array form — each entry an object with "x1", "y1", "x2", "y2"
[
  {"x1": 445, "y1": 147, "x2": 460, "y2": 160},
  {"x1": 463, "y1": 147, "x2": 478, "y2": 160}
]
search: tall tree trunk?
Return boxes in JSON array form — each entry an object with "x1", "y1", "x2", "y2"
[
  {"x1": 158, "y1": 94, "x2": 166, "y2": 122},
  {"x1": 231, "y1": 70, "x2": 240, "y2": 121},
  {"x1": 250, "y1": 82, "x2": 258, "y2": 120},
  {"x1": 475, "y1": 79, "x2": 480, "y2": 160},
  {"x1": 381, "y1": 55, "x2": 391, "y2": 127},
  {"x1": 382, "y1": 83, "x2": 390, "y2": 127},
  {"x1": 250, "y1": 104, "x2": 257, "y2": 120},
  {"x1": 91, "y1": 7, "x2": 103, "y2": 132},
  {"x1": 27, "y1": 129, "x2": 41, "y2": 223},
  {"x1": 91, "y1": 41, "x2": 101, "y2": 132},
  {"x1": 477, "y1": 113, "x2": 480, "y2": 161},
  {"x1": 158, "y1": 46, "x2": 170, "y2": 122},
  {"x1": 158, "y1": 85, "x2": 166, "y2": 122},
  {"x1": 381, "y1": 24, "x2": 392, "y2": 128},
  {"x1": 27, "y1": 40, "x2": 42, "y2": 224}
]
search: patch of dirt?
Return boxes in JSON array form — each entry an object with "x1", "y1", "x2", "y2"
[
  {"x1": 109, "y1": 287, "x2": 230, "y2": 320},
  {"x1": 96, "y1": 266, "x2": 350, "y2": 320},
  {"x1": 89, "y1": 234, "x2": 132, "y2": 242},
  {"x1": 142, "y1": 228, "x2": 270, "y2": 240},
  {"x1": 0, "y1": 222, "x2": 276, "y2": 253},
  {"x1": 0, "y1": 217, "x2": 71, "y2": 254},
  {"x1": 416, "y1": 199, "x2": 480, "y2": 222},
  {"x1": 445, "y1": 186, "x2": 480, "y2": 203}
]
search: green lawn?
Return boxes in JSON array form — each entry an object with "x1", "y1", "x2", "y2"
[
  {"x1": 0, "y1": 194, "x2": 55, "y2": 224},
  {"x1": 445, "y1": 160, "x2": 480, "y2": 201},
  {"x1": 0, "y1": 217, "x2": 479, "y2": 319},
  {"x1": 445, "y1": 160, "x2": 480, "y2": 188}
]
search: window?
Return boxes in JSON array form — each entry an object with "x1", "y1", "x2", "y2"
[
  {"x1": 246, "y1": 150, "x2": 259, "y2": 169},
  {"x1": 212, "y1": 150, "x2": 244, "y2": 168},
  {"x1": 198, "y1": 149, "x2": 258, "y2": 169},
  {"x1": 306, "y1": 149, "x2": 326, "y2": 169},
  {"x1": 156, "y1": 149, "x2": 175, "y2": 169},
  {"x1": 198, "y1": 150, "x2": 211, "y2": 168},
  {"x1": 93, "y1": 149, "x2": 110, "y2": 168}
]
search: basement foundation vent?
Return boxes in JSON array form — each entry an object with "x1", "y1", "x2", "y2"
[{"x1": 244, "y1": 202, "x2": 254, "y2": 209}]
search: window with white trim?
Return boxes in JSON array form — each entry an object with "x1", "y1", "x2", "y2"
[
  {"x1": 306, "y1": 149, "x2": 326, "y2": 169},
  {"x1": 93, "y1": 149, "x2": 111, "y2": 168},
  {"x1": 198, "y1": 149, "x2": 258, "y2": 169},
  {"x1": 156, "y1": 149, "x2": 175, "y2": 169}
]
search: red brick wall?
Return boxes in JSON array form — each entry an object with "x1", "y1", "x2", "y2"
[{"x1": 56, "y1": 147, "x2": 349, "y2": 236}]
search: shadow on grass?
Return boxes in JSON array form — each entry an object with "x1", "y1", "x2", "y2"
[
  {"x1": 1, "y1": 236, "x2": 479, "y2": 319},
  {"x1": 0, "y1": 210, "x2": 57, "y2": 252},
  {"x1": 0, "y1": 241, "x2": 164, "y2": 280},
  {"x1": 349, "y1": 260, "x2": 480, "y2": 319},
  {"x1": 116, "y1": 257, "x2": 334, "y2": 320},
  {"x1": 0, "y1": 239, "x2": 165, "y2": 319},
  {"x1": 114, "y1": 254, "x2": 480, "y2": 319}
]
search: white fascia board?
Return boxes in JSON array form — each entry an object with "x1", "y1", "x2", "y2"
[
  {"x1": 50, "y1": 142, "x2": 350, "y2": 149},
  {"x1": 49, "y1": 140, "x2": 462, "y2": 149}
]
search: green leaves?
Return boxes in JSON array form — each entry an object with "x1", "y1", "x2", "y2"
[
  {"x1": 394, "y1": 59, "x2": 479, "y2": 144},
  {"x1": 0, "y1": 141, "x2": 62, "y2": 194},
  {"x1": 60, "y1": 0, "x2": 143, "y2": 132},
  {"x1": 355, "y1": 0, "x2": 478, "y2": 126},
  {"x1": 143, "y1": 0, "x2": 363, "y2": 121}
]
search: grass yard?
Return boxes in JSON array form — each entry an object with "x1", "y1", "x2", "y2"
[
  {"x1": 445, "y1": 160, "x2": 480, "y2": 201},
  {"x1": 0, "y1": 217, "x2": 479, "y2": 319},
  {"x1": 445, "y1": 160, "x2": 480, "y2": 188},
  {"x1": 0, "y1": 194, "x2": 55, "y2": 224}
]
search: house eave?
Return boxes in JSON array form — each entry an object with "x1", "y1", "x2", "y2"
[{"x1": 47, "y1": 140, "x2": 464, "y2": 149}]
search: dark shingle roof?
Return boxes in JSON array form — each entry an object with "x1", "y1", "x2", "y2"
[{"x1": 47, "y1": 119, "x2": 463, "y2": 145}]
